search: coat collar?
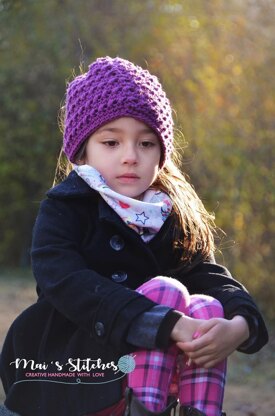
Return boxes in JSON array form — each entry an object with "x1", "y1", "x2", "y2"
[
  {"x1": 46, "y1": 171, "x2": 125, "y2": 225},
  {"x1": 46, "y1": 171, "x2": 97, "y2": 199}
]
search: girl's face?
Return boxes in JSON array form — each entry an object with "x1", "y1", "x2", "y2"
[{"x1": 83, "y1": 117, "x2": 161, "y2": 199}]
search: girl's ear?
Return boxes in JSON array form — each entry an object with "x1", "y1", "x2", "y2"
[
  {"x1": 75, "y1": 158, "x2": 85, "y2": 166},
  {"x1": 73, "y1": 141, "x2": 87, "y2": 165}
]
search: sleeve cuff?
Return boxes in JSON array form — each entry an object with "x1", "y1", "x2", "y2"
[
  {"x1": 228, "y1": 311, "x2": 259, "y2": 352},
  {"x1": 126, "y1": 305, "x2": 178, "y2": 349},
  {"x1": 156, "y1": 310, "x2": 182, "y2": 349}
]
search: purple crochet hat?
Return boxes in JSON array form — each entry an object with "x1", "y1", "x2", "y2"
[{"x1": 63, "y1": 56, "x2": 174, "y2": 168}]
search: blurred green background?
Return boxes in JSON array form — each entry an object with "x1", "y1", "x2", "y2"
[{"x1": 0, "y1": 0, "x2": 274, "y2": 320}]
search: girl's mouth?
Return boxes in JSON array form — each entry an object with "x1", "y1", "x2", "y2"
[
  {"x1": 118, "y1": 174, "x2": 139, "y2": 178},
  {"x1": 117, "y1": 174, "x2": 140, "y2": 183}
]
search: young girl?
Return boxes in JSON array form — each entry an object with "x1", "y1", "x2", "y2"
[{"x1": 0, "y1": 57, "x2": 268, "y2": 416}]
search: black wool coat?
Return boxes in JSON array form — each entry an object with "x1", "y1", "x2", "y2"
[{"x1": 0, "y1": 171, "x2": 268, "y2": 416}]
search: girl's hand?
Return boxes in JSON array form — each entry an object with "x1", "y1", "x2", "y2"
[
  {"x1": 175, "y1": 315, "x2": 249, "y2": 368},
  {"x1": 170, "y1": 315, "x2": 206, "y2": 343}
]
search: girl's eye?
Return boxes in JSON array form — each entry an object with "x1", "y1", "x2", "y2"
[
  {"x1": 102, "y1": 140, "x2": 118, "y2": 147},
  {"x1": 140, "y1": 141, "x2": 155, "y2": 148}
]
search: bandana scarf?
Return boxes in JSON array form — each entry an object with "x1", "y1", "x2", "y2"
[{"x1": 74, "y1": 165, "x2": 173, "y2": 242}]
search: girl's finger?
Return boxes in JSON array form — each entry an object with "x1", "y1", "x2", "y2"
[
  {"x1": 176, "y1": 334, "x2": 211, "y2": 352},
  {"x1": 186, "y1": 357, "x2": 192, "y2": 367}
]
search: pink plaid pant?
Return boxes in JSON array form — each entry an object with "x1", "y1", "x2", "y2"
[{"x1": 127, "y1": 276, "x2": 227, "y2": 416}]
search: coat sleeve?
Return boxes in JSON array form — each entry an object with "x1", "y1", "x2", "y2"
[
  {"x1": 31, "y1": 198, "x2": 160, "y2": 354},
  {"x1": 174, "y1": 257, "x2": 269, "y2": 353}
]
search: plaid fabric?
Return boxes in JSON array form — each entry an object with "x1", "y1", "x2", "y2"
[
  {"x1": 127, "y1": 277, "x2": 226, "y2": 416},
  {"x1": 179, "y1": 295, "x2": 226, "y2": 416}
]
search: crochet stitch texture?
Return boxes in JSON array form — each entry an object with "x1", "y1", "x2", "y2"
[{"x1": 64, "y1": 56, "x2": 174, "y2": 167}]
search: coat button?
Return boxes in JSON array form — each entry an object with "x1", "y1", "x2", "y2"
[
  {"x1": 95, "y1": 322, "x2": 105, "y2": 337},
  {"x1": 110, "y1": 235, "x2": 125, "y2": 251},
  {"x1": 111, "y1": 271, "x2": 128, "y2": 283}
]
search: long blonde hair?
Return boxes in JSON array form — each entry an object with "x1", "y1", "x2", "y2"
[{"x1": 153, "y1": 154, "x2": 217, "y2": 265}]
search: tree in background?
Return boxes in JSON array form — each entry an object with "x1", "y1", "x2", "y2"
[{"x1": 0, "y1": 0, "x2": 274, "y2": 318}]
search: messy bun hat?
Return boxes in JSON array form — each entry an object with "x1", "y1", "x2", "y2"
[{"x1": 63, "y1": 56, "x2": 174, "y2": 168}]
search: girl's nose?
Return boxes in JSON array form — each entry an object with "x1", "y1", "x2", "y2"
[{"x1": 121, "y1": 144, "x2": 138, "y2": 165}]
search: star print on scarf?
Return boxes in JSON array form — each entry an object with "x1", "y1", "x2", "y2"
[
  {"x1": 136, "y1": 212, "x2": 149, "y2": 225},
  {"x1": 74, "y1": 165, "x2": 173, "y2": 242}
]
